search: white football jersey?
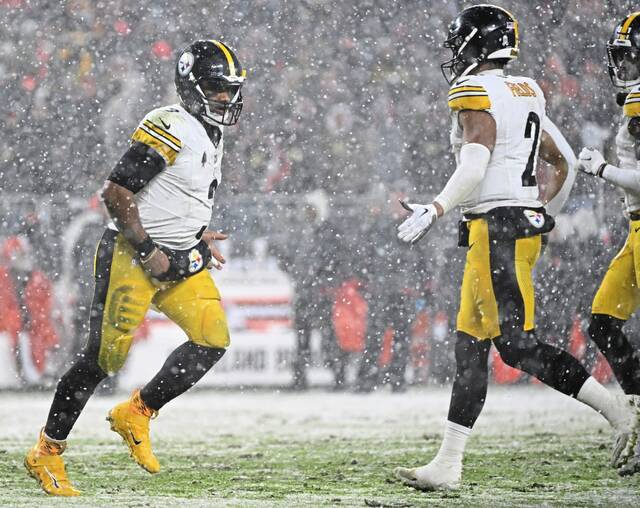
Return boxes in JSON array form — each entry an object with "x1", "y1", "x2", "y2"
[
  {"x1": 448, "y1": 69, "x2": 546, "y2": 214},
  {"x1": 109, "y1": 104, "x2": 224, "y2": 250},
  {"x1": 615, "y1": 85, "x2": 640, "y2": 212}
]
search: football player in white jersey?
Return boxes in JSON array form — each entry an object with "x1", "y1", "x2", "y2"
[
  {"x1": 24, "y1": 39, "x2": 246, "y2": 496},
  {"x1": 394, "y1": 5, "x2": 640, "y2": 491},
  {"x1": 577, "y1": 12, "x2": 640, "y2": 476}
]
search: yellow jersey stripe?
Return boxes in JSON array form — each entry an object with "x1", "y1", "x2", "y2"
[
  {"x1": 449, "y1": 86, "x2": 486, "y2": 95},
  {"x1": 211, "y1": 40, "x2": 236, "y2": 77},
  {"x1": 624, "y1": 101, "x2": 640, "y2": 118},
  {"x1": 620, "y1": 12, "x2": 640, "y2": 39},
  {"x1": 627, "y1": 93, "x2": 640, "y2": 99},
  {"x1": 448, "y1": 92, "x2": 489, "y2": 101},
  {"x1": 132, "y1": 128, "x2": 179, "y2": 165},
  {"x1": 139, "y1": 124, "x2": 181, "y2": 152},
  {"x1": 142, "y1": 120, "x2": 182, "y2": 148},
  {"x1": 448, "y1": 95, "x2": 491, "y2": 112}
]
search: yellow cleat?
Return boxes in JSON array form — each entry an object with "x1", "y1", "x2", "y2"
[
  {"x1": 107, "y1": 390, "x2": 160, "y2": 473},
  {"x1": 24, "y1": 430, "x2": 80, "y2": 497}
]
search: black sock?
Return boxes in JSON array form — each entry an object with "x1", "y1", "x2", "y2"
[
  {"x1": 589, "y1": 314, "x2": 640, "y2": 395},
  {"x1": 494, "y1": 332, "x2": 590, "y2": 397},
  {"x1": 140, "y1": 342, "x2": 225, "y2": 411},
  {"x1": 44, "y1": 356, "x2": 108, "y2": 440},
  {"x1": 447, "y1": 332, "x2": 492, "y2": 428}
]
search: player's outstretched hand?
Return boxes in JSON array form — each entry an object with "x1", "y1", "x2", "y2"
[
  {"x1": 397, "y1": 201, "x2": 438, "y2": 244},
  {"x1": 202, "y1": 230, "x2": 228, "y2": 270},
  {"x1": 577, "y1": 147, "x2": 606, "y2": 177},
  {"x1": 144, "y1": 249, "x2": 171, "y2": 278}
]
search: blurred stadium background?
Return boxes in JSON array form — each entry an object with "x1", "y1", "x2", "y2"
[{"x1": 1, "y1": 0, "x2": 640, "y2": 392}]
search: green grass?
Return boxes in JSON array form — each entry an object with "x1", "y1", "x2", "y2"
[{"x1": 1, "y1": 429, "x2": 639, "y2": 507}]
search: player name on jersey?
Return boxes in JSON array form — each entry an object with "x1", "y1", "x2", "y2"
[{"x1": 506, "y1": 82, "x2": 537, "y2": 97}]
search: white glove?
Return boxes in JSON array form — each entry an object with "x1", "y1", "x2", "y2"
[
  {"x1": 577, "y1": 147, "x2": 607, "y2": 177},
  {"x1": 397, "y1": 202, "x2": 438, "y2": 244}
]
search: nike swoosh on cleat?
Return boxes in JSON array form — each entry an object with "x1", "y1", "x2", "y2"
[
  {"x1": 44, "y1": 466, "x2": 60, "y2": 489},
  {"x1": 635, "y1": 227, "x2": 640, "y2": 233},
  {"x1": 160, "y1": 119, "x2": 171, "y2": 130},
  {"x1": 129, "y1": 430, "x2": 142, "y2": 446}
]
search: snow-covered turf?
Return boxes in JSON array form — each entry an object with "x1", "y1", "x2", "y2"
[{"x1": 1, "y1": 385, "x2": 639, "y2": 507}]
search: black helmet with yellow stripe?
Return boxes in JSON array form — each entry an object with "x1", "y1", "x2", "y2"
[
  {"x1": 607, "y1": 12, "x2": 640, "y2": 90},
  {"x1": 441, "y1": 4, "x2": 519, "y2": 84},
  {"x1": 175, "y1": 39, "x2": 246, "y2": 126}
]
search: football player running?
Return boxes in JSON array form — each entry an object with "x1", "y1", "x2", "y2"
[
  {"x1": 576, "y1": 12, "x2": 640, "y2": 476},
  {"x1": 24, "y1": 40, "x2": 246, "y2": 496},
  {"x1": 395, "y1": 5, "x2": 640, "y2": 491}
]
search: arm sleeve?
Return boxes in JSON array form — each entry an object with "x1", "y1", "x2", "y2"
[
  {"x1": 601, "y1": 165, "x2": 640, "y2": 193},
  {"x1": 434, "y1": 143, "x2": 491, "y2": 215},
  {"x1": 541, "y1": 116, "x2": 577, "y2": 216},
  {"x1": 598, "y1": 102, "x2": 640, "y2": 192},
  {"x1": 107, "y1": 141, "x2": 167, "y2": 193}
]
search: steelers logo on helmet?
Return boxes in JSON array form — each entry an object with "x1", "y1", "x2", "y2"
[
  {"x1": 441, "y1": 5, "x2": 519, "y2": 84},
  {"x1": 178, "y1": 51, "x2": 195, "y2": 77},
  {"x1": 174, "y1": 39, "x2": 246, "y2": 126}
]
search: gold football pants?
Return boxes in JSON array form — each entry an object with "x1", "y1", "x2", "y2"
[
  {"x1": 89, "y1": 229, "x2": 230, "y2": 374},
  {"x1": 456, "y1": 219, "x2": 541, "y2": 340},
  {"x1": 592, "y1": 220, "x2": 640, "y2": 321}
]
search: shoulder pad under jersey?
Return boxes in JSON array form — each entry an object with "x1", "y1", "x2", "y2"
[
  {"x1": 448, "y1": 76, "x2": 491, "y2": 112},
  {"x1": 623, "y1": 85, "x2": 640, "y2": 118},
  {"x1": 130, "y1": 106, "x2": 185, "y2": 165}
]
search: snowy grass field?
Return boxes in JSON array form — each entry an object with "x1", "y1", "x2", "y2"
[{"x1": 1, "y1": 386, "x2": 639, "y2": 507}]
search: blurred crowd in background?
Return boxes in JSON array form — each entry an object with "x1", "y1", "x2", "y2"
[{"x1": 1, "y1": 0, "x2": 639, "y2": 390}]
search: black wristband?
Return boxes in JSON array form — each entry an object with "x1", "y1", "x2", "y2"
[
  {"x1": 134, "y1": 236, "x2": 156, "y2": 258},
  {"x1": 596, "y1": 162, "x2": 608, "y2": 178}
]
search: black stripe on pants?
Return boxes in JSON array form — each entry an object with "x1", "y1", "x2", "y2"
[
  {"x1": 44, "y1": 229, "x2": 116, "y2": 440},
  {"x1": 489, "y1": 237, "x2": 589, "y2": 397}
]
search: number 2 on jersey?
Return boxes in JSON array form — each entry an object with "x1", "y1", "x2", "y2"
[{"x1": 522, "y1": 111, "x2": 540, "y2": 187}]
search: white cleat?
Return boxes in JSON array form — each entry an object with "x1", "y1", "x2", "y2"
[
  {"x1": 394, "y1": 461, "x2": 461, "y2": 491},
  {"x1": 612, "y1": 395, "x2": 640, "y2": 468},
  {"x1": 618, "y1": 396, "x2": 640, "y2": 476}
]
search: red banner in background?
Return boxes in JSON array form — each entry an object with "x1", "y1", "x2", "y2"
[{"x1": 333, "y1": 279, "x2": 367, "y2": 353}]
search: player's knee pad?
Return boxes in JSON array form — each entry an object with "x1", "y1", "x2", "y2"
[
  {"x1": 190, "y1": 300, "x2": 230, "y2": 348},
  {"x1": 98, "y1": 331, "x2": 136, "y2": 374},
  {"x1": 588, "y1": 313, "x2": 625, "y2": 349}
]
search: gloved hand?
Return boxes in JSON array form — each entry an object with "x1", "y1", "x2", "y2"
[
  {"x1": 577, "y1": 147, "x2": 607, "y2": 177},
  {"x1": 154, "y1": 240, "x2": 213, "y2": 282},
  {"x1": 397, "y1": 201, "x2": 438, "y2": 244}
]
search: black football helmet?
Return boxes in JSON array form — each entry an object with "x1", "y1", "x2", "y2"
[
  {"x1": 441, "y1": 4, "x2": 519, "y2": 84},
  {"x1": 175, "y1": 39, "x2": 246, "y2": 126},
  {"x1": 607, "y1": 12, "x2": 640, "y2": 89}
]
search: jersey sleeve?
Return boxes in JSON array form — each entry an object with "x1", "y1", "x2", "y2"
[
  {"x1": 624, "y1": 86, "x2": 640, "y2": 118},
  {"x1": 131, "y1": 107, "x2": 184, "y2": 165},
  {"x1": 447, "y1": 77, "x2": 491, "y2": 112}
]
